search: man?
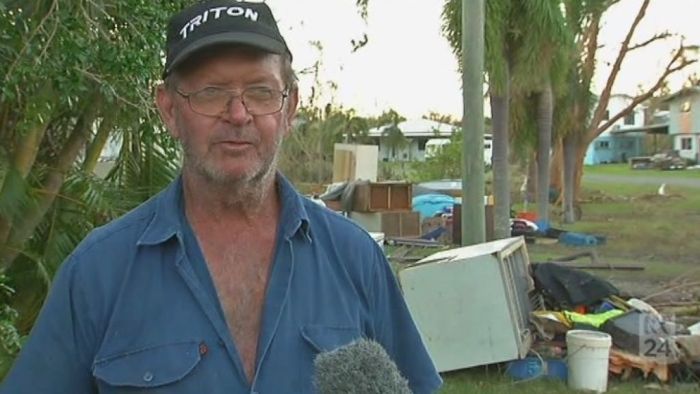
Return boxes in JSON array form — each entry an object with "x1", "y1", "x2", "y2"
[{"x1": 1, "y1": 1, "x2": 442, "y2": 393}]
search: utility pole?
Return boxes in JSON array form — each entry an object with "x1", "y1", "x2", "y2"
[{"x1": 461, "y1": 0, "x2": 485, "y2": 246}]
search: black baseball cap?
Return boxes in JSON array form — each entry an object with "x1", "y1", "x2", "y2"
[{"x1": 163, "y1": 1, "x2": 292, "y2": 78}]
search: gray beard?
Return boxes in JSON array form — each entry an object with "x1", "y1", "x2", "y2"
[{"x1": 181, "y1": 133, "x2": 283, "y2": 209}]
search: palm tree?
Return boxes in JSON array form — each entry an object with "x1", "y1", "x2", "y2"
[
  {"x1": 442, "y1": 0, "x2": 569, "y2": 237},
  {"x1": 514, "y1": 1, "x2": 570, "y2": 226},
  {"x1": 443, "y1": 0, "x2": 513, "y2": 239}
]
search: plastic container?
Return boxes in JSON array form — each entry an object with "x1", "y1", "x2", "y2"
[
  {"x1": 506, "y1": 356, "x2": 567, "y2": 381},
  {"x1": 566, "y1": 330, "x2": 612, "y2": 392}
]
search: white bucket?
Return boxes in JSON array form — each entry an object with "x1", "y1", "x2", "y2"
[{"x1": 566, "y1": 330, "x2": 612, "y2": 392}]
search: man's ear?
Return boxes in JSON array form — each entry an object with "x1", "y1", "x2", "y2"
[
  {"x1": 155, "y1": 84, "x2": 180, "y2": 139},
  {"x1": 283, "y1": 87, "x2": 299, "y2": 136}
]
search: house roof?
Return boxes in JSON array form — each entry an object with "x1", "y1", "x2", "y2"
[
  {"x1": 610, "y1": 123, "x2": 668, "y2": 135},
  {"x1": 661, "y1": 86, "x2": 700, "y2": 103},
  {"x1": 367, "y1": 119, "x2": 460, "y2": 138}
]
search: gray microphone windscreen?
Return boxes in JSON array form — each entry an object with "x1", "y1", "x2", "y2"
[{"x1": 313, "y1": 338, "x2": 412, "y2": 394}]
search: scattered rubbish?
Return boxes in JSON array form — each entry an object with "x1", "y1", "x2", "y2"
[
  {"x1": 601, "y1": 310, "x2": 684, "y2": 359},
  {"x1": 532, "y1": 263, "x2": 619, "y2": 310},
  {"x1": 317, "y1": 163, "x2": 700, "y2": 389},
  {"x1": 564, "y1": 309, "x2": 625, "y2": 329},
  {"x1": 674, "y1": 335, "x2": 700, "y2": 363},
  {"x1": 558, "y1": 231, "x2": 607, "y2": 246},
  {"x1": 411, "y1": 193, "x2": 455, "y2": 219},
  {"x1": 609, "y1": 348, "x2": 669, "y2": 382},
  {"x1": 626, "y1": 298, "x2": 663, "y2": 320},
  {"x1": 516, "y1": 211, "x2": 538, "y2": 222},
  {"x1": 530, "y1": 311, "x2": 571, "y2": 340},
  {"x1": 688, "y1": 322, "x2": 700, "y2": 336}
]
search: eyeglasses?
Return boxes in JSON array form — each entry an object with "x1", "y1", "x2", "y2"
[{"x1": 176, "y1": 86, "x2": 289, "y2": 116}]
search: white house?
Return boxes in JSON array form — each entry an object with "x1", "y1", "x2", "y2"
[{"x1": 367, "y1": 119, "x2": 459, "y2": 161}]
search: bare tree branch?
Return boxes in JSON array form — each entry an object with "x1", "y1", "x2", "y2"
[
  {"x1": 588, "y1": 0, "x2": 651, "y2": 135},
  {"x1": 628, "y1": 32, "x2": 673, "y2": 51},
  {"x1": 593, "y1": 46, "x2": 697, "y2": 137}
]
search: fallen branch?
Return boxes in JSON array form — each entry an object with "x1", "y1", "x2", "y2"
[
  {"x1": 642, "y1": 280, "x2": 700, "y2": 302},
  {"x1": 565, "y1": 265, "x2": 644, "y2": 271},
  {"x1": 651, "y1": 301, "x2": 700, "y2": 308},
  {"x1": 667, "y1": 266, "x2": 700, "y2": 286},
  {"x1": 549, "y1": 250, "x2": 600, "y2": 264},
  {"x1": 655, "y1": 305, "x2": 700, "y2": 317}
]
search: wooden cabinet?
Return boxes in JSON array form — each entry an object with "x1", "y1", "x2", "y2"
[{"x1": 352, "y1": 182, "x2": 412, "y2": 212}]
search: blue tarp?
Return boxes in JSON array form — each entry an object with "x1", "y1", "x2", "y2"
[{"x1": 412, "y1": 193, "x2": 455, "y2": 219}]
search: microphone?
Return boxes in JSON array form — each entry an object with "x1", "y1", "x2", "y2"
[{"x1": 313, "y1": 338, "x2": 412, "y2": 394}]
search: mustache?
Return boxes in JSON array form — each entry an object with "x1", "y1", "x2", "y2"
[{"x1": 210, "y1": 127, "x2": 259, "y2": 144}]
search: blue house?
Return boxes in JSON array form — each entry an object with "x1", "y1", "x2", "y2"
[{"x1": 584, "y1": 94, "x2": 647, "y2": 165}]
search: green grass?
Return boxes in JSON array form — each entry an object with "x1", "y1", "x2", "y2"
[
  {"x1": 439, "y1": 368, "x2": 699, "y2": 393},
  {"x1": 584, "y1": 163, "x2": 700, "y2": 179}
]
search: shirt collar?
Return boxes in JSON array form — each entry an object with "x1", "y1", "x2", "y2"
[
  {"x1": 137, "y1": 176, "x2": 184, "y2": 246},
  {"x1": 276, "y1": 172, "x2": 311, "y2": 242},
  {"x1": 137, "y1": 173, "x2": 311, "y2": 246}
]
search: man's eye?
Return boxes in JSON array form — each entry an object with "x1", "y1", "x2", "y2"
[
  {"x1": 246, "y1": 88, "x2": 274, "y2": 101},
  {"x1": 198, "y1": 87, "x2": 227, "y2": 99}
]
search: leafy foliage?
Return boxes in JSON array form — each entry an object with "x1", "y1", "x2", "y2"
[
  {"x1": 409, "y1": 130, "x2": 464, "y2": 182},
  {"x1": 0, "y1": 0, "x2": 195, "y2": 357},
  {"x1": 280, "y1": 105, "x2": 410, "y2": 184},
  {"x1": 0, "y1": 274, "x2": 20, "y2": 378}
]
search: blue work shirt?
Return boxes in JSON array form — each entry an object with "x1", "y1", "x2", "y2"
[{"x1": 2, "y1": 174, "x2": 442, "y2": 393}]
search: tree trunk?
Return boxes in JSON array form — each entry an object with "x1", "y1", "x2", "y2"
[
  {"x1": 562, "y1": 133, "x2": 579, "y2": 223},
  {"x1": 573, "y1": 136, "x2": 590, "y2": 202},
  {"x1": 0, "y1": 123, "x2": 48, "y2": 246},
  {"x1": 536, "y1": 79, "x2": 553, "y2": 225},
  {"x1": 550, "y1": 138, "x2": 563, "y2": 202},
  {"x1": 0, "y1": 86, "x2": 55, "y2": 246},
  {"x1": 526, "y1": 151, "x2": 537, "y2": 210},
  {"x1": 490, "y1": 88, "x2": 510, "y2": 239},
  {"x1": 0, "y1": 95, "x2": 101, "y2": 271},
  {"x1": 82, "y1": 111, "x2": 116, "y2": 173}
]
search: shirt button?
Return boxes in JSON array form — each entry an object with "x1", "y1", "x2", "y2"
[{"x1": 143, "y1": 371, "x2": 154, "y2": 382}]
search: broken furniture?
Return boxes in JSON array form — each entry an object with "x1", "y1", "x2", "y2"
[{"x1": 398, "y1": 237, "x2": 534, "y2": 372}]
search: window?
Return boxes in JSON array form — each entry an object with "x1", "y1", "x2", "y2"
[
  {"x1": 598, "y1": 141, "x2": 610, "y2": 149},
  {"x1": 681, "y1": 137, "x2": 692, "y2": 150},
  {"x1": 623, "y1": 113, "x2": 635, "y2": 125},
  {"x1": 418, "y1": 138, "x2": 428, "y2": 151},
  {"x1": 681, "y1": 101, "x2": 692, "y2": 112},
  {"x1": 603, "y1": 110, "x2": 610, "y2": 120}
]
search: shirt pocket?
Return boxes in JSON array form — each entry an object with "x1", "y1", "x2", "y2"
[
  {"x1": 92, "y1": 340, "x2": 202, "y2": 390},
  {"x1": 300, "y1": 325, "x2": 362, "y2": 353}
]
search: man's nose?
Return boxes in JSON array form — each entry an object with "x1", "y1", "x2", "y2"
[{"x1": 223, "y1": 95, "x2": 251, "y2": 124}]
